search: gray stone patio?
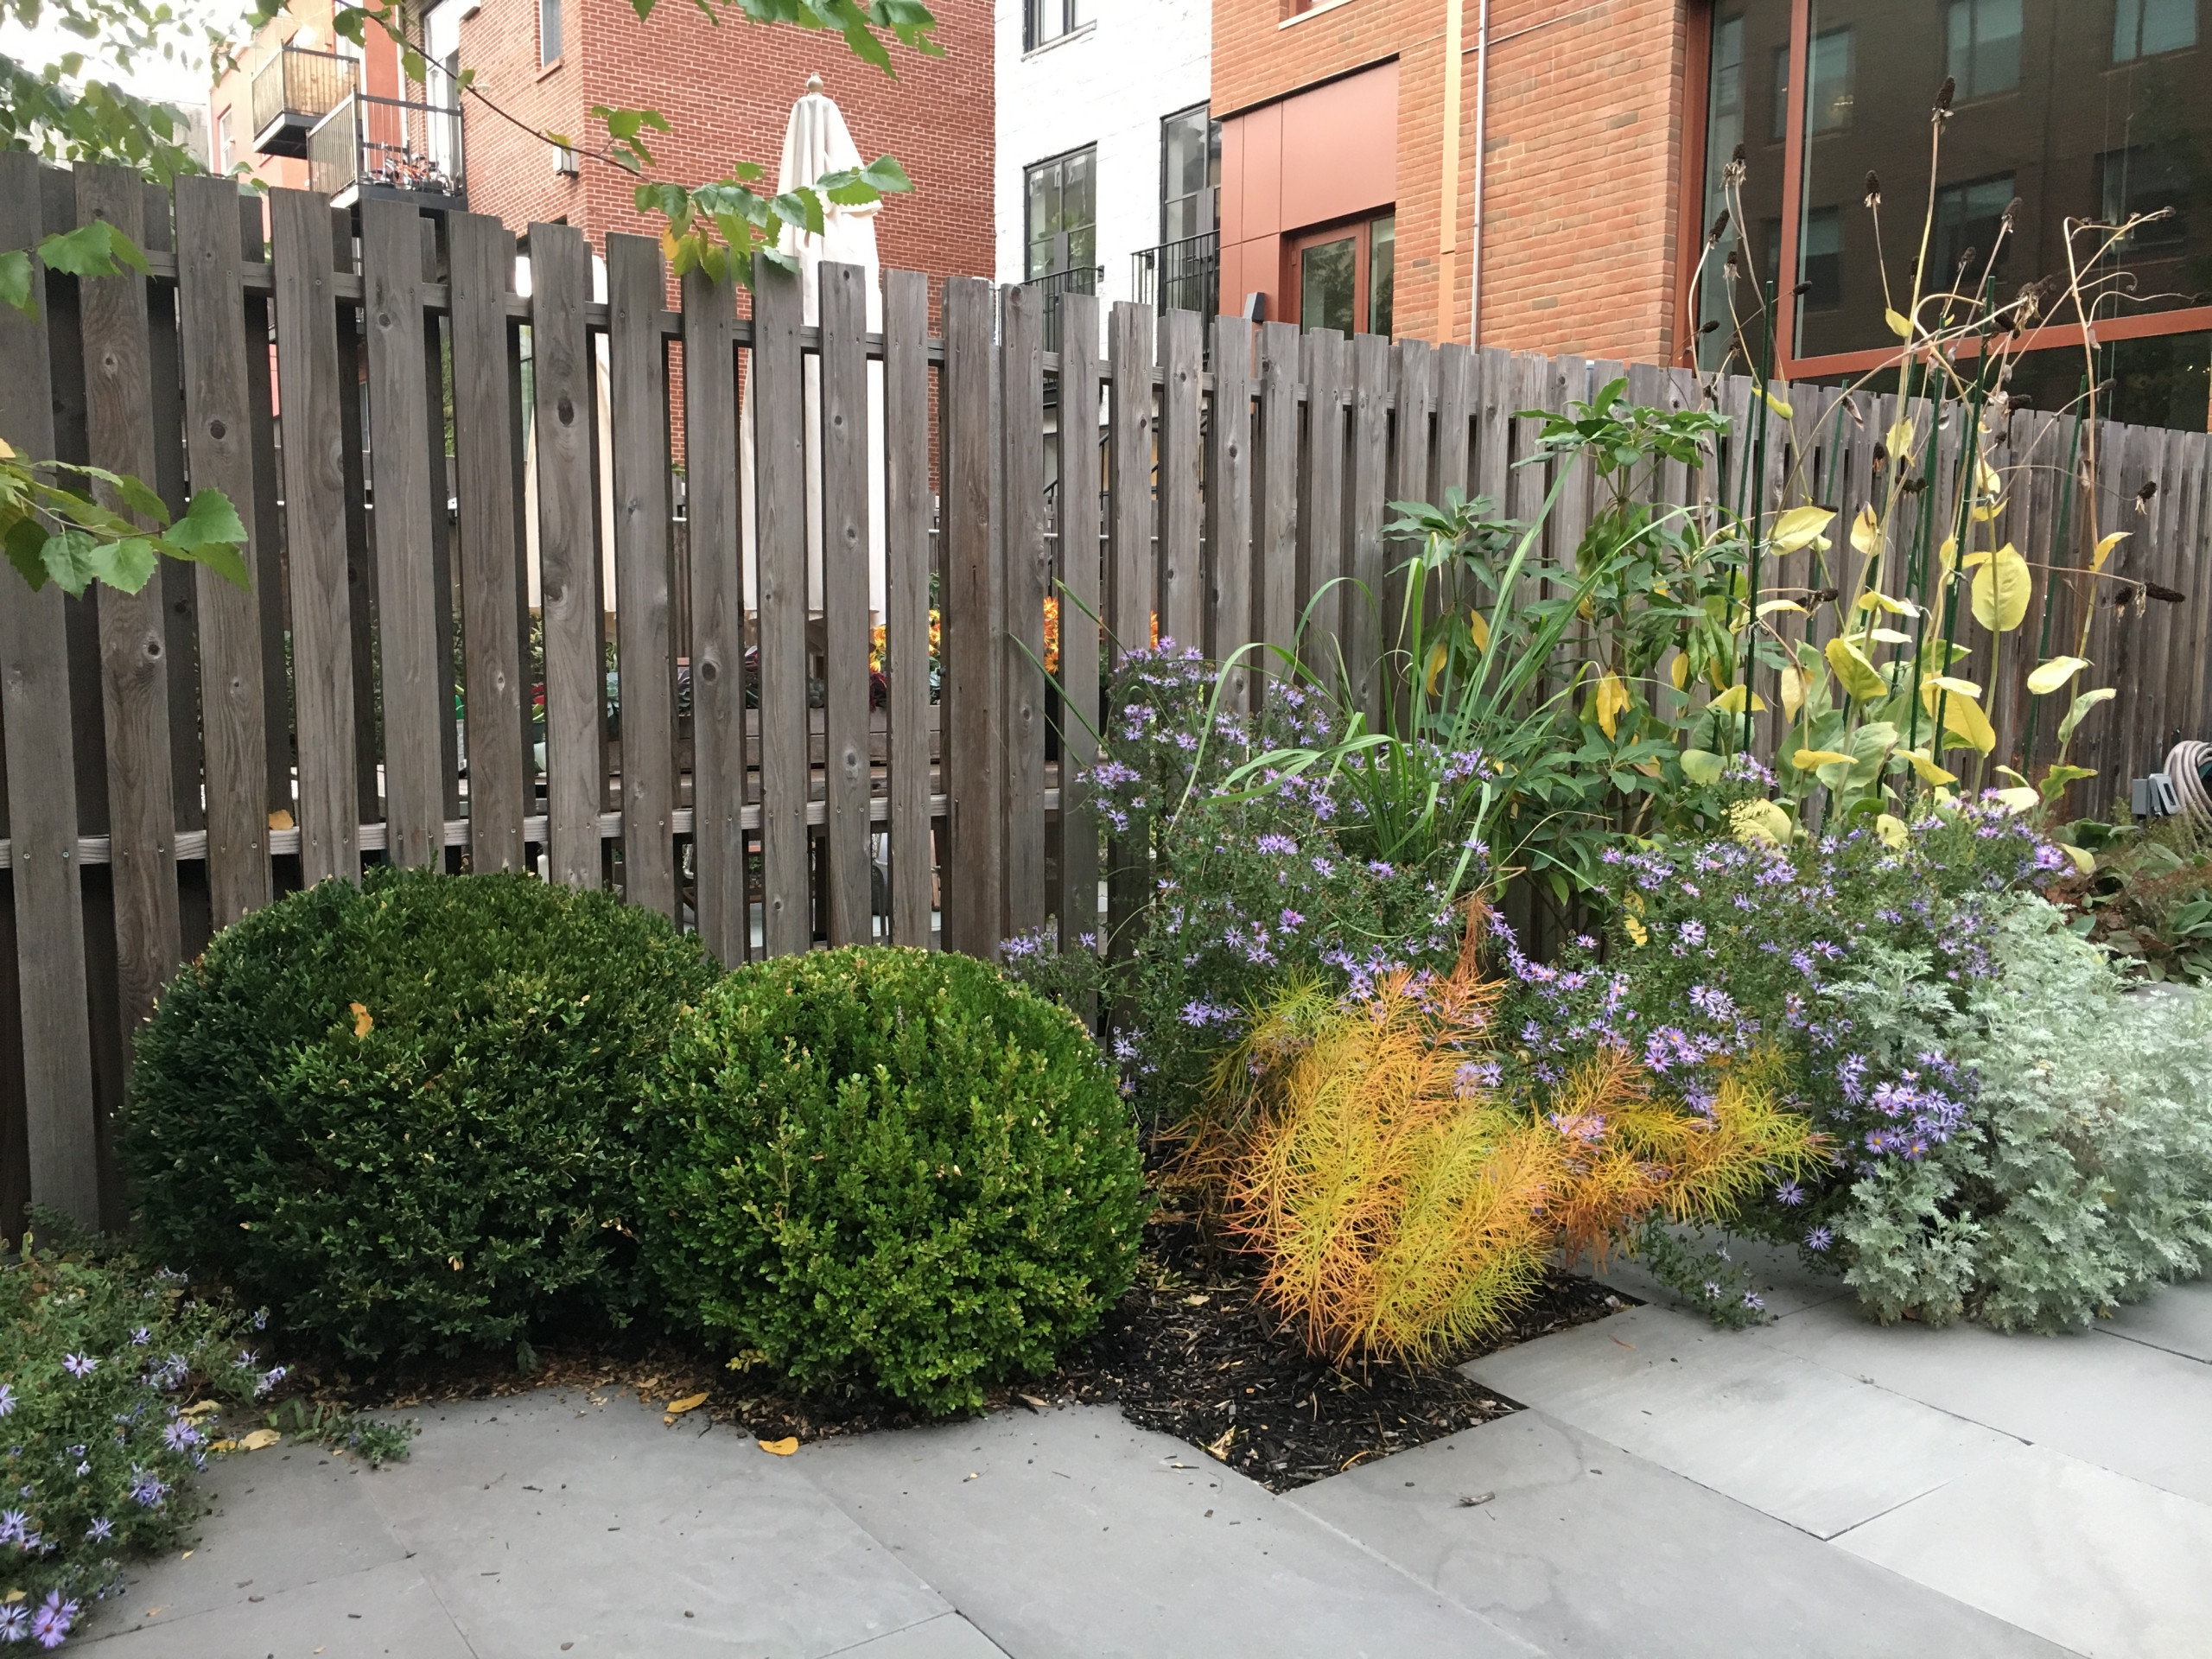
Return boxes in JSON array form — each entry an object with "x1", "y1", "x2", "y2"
[{"x1": 79, "y1": 1265, "x2": 2212, "y2": 1657}]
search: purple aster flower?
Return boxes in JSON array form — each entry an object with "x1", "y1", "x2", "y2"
[
  {"x1": 1254, "y1": 833, "x2": 1299, "y2": 857},
  {"x1": 127, "y1": 1468, "x2": 169, "y2": 1510},
  {"x1": 128, "y1": 1327, "x2": 150, "y2": 1347},
  {"x1": 1804, "y1": 1226, "x2": 1833, "y2": 1252},
  {"x1": 0, "y1": 1385, "x2": 14, "y2": 1419},
  {"x1": 1775, "y1": 1179, "x2": 1806, "y2": 1206},
  {"x1": 1742, "y1": 1291, "x2": 1765, "y2": 1312},
  {"x1": 161, "y1": 1421, "x2": 201, "y2": 1453},
  {"x1": 0, "y1": 1509, "x2": 28, "y2": 1546},
  {"x1": 60, "y1": 1354, "x2": 95, "y2": 1380},
  {"x1": 29, "y1": 1590, "x2": 75, "y2": 1648},
  {"x1": 85, "y1": 1516, "x2": 112, "y2": 1543},
  {"x1": 0, "y1": 1605, "x2": 24, "y2": 1642}
]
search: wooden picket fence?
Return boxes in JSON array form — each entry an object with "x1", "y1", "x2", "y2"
[{"x1": 4, "y1": 156, "x2": 2211, "y2": 1230}]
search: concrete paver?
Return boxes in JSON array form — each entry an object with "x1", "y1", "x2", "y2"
[
  {"x1": 86, "y1": 1555, "x2": 474, "y2": 1658},
  {"x1": 1463, "y1": 1304, "x2": 2022, "y2": 1537},
  {"x1": 798, "y1": 1403, "x2": 1539, "y2": 1659}
]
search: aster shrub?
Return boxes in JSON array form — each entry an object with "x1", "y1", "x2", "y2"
[
  {"x1": 125, "y1": 868, "x2": 721, "y2": 1366},
  {"x1": 643, "y1": 948, "x2": 1147, "y2": 1416},
  {"x1": 0, "y1": 1217, "x2": 272, "y2": 1645}
]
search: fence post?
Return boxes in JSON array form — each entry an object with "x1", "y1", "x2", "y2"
[
  {"x1": 880, "y1": 268, "x2": 934, "y2": 945},
  {"x1": 751, "y1": 254, "x2": 810, "y2": 957},
  {"x1": 818, "y1": 258, "x2": 874, "y2": 946},
  {"x1": 1209, "y1": 314, "x2": 1255, "y2": 709},
  {"x1": 1000, "y1": 281, "x2": 1048, "y2": 942},
  {"x1": 1056, "y1": 290, "x2": 1103, "y2": 964}
]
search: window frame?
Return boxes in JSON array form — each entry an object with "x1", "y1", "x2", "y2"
[
  {"x1": 1158, "y1": 102, "x2": 1221, "y2": 247},
  {"x1": 1679, "y1": 0, "x2": 2212, "y2": 382},
  {"x1": 1023, "y1": 143, "x2": 1098, "y2": 283},
  {"x1": 1025, "y1": 0, "x2": 1084, "y2": 53},
  {"x1": 538, "y1": 0, "x2": 563, "y2": 67},
  {"x1": 1282, "y1": 212, "x2": 1397, "y2": 337}
]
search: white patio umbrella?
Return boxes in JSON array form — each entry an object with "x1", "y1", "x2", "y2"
[{"x1": 741, "y1": 74, "x2": 889, "y2": 622}]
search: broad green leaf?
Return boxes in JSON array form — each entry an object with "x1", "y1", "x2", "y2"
[
  {"x1": 83, "y1": 534, "x2": 158, "y2": 594},
  {"x1": 1730, "y1": 798, "x2": 1793, "y2": 846},
  {"x1": 1679, "y1": 747, "x2": 1725, "y2": 785},
  {"x1": 1970, "y1": 543, "x2": 2031, "y2": 631},
  {"x1": 2058, "y1": 685, "x2": 2116, "y2": 743},
  {"x1": 169, "y1": 487, "x2": 248, "y2": 553},
  {"x1": 2039, "y1": 765, "x2": 2096, "y2": 804},
  {"x1": 1825, "y1": 636, "x2": 1887, "y2": 702},
  {"x1": 2026, "y1": 656, "x2": 2089, "y2": 695},
  {"x1": 0, "y1": 249, "x2": 34, "y2": 316},
  {"x1": 3, "y1": 517, "x2": 49, "y2": 590},
  {"x1": 1875, "y1": 813, "x2": 1909, "y2": 849}
]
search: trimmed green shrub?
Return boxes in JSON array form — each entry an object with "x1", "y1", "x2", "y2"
[
  {"x1": 124, "y1": 869, "x2": 720, "y2": 1364},
  {"x1": 645, "y1": 946, "x2": 1147, "y2": 1414}
]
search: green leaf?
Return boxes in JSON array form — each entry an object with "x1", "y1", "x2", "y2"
[
  {"x1": 1678, "y1": 747, "x2": 1725, "y2": 785},
  {"x1": 0, "y1": 249, "x2": 35, "y2": 316},
  {"x1": 84, "y1": 534, "x2": 159, "y2": 594},
  {"x1": 39, "y1": 219, "x2": 149, "y2": 280},
  {"x1": 111, "y1": 468, "x2": 169, "y2": 525},
  {"x1": 2057, "y1": 686, "x2": 2116, "y2": 744},
  {"x1": 3, "y1": 517, "x2": 50, "y2": 590}
]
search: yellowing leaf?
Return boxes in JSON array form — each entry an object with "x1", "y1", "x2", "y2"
[
  {"x1": 1854, "y1": 590, "x2": 1917, "y2": 615},
  {"x1": 2026, "y1": 656, "x2": 2090, "y2": 695},
  {"x1": 1904, "y1": 748, "x2": 1958, "y2": 785},
  {"x1": 1826, "y1": 637, "x2": 1888, "y2": 702},
  {"x1": 2058, "y1": 685, "x2": 2116, "y2": 743},
  {"x1": 1624, "y1": 914, "x2": 1650, "y2": 946},
  {"x1": 1669, "y1": 652, "x2": 1689, "y2": 690},
  {"x1": 1678, "y1": 747, "x2": 1725, "y2": 785},
  {"x1": 235, "y1": 1427, "x2": 281, "y2": 1452},
  {"x1": 1730, "y1": 798, "x2": 1793, "y2": 846},
  {"x1": 351, "y1": 1002, "x2": 372, "y2": 1039},
  {"x1": 660, "y1": 226, "x2": 681, "y2": 263},
  {"x1": 1920, "y1": 673, "x2": 1983, "y2": 704},
  {"x1": 1970, "y1": 544, "x2": 2031, "y2": 632},
  {"x1": 2091, "y1": 531, "x2": 2129, "y2": 574},
  {"x1": 758, "y1": 1436, "x2": 799, "y2": 1456},
  {"x1": 1928, "y1": 687, "x2": 1996, "y2": 753},
  {"x1": 1595, "y1": 672, "x2": 1630, "y2": 738},
  {"x1": 2059, "y1": 842, "x2": 2095, "y2": 874},
  {"x1": 1851, "y1": 505, "x2": 1881, "y2": 558},
  {"x1": 1884, "y1": 417, "x2": 1916, "y2": 462},
  {"x1": 1792, "y1": 748, "x2": 1856, "y2": 770},
  {"x1": 1868, "y1": 628, "x2": 1915, "y2": 645},
  {"x1": 1875, "y1": 813, "x2": 1909, "y2": 849},
  {"x1": 1770, "y1": 505, "x2": 1837, "y2": 554},
  {"x1": 1425, "y1": 642, "x2": 1449, "y2": 696},
  {"x1": 1993, "y1": 785, "x2": 2039, "y2": 814},
  {"x1": 1756, "y1": 599, "x2": 1807, "y2": 617},
  {"x1": 1885, "y1": 307, "x2": 1914, "y2": 340},
  {"x1": 1759, "y1": 388, "x2": 1794, "y2": 419},
  {"x1": 1938, "y1": 535, "x2": 1959, "y2": 576},
  {"x1": 1466, "y1": 608, "x2": 1490, "y2": 652},
  {"x1": 665, "y1": 1391, "x2": 709, "y2": 1415},
  {"x1": 1711, "y1": 683, "x2": 1767, "y2": 715},
  {"x1": 1779, "y1": 664, "x2": 1808, "y2": 721}
]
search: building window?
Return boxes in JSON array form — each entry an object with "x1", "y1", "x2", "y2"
[
  {"x1": 1807, "y1": 26, "x2": 1853, "y2": 132},
  {"x1": 2114, "y1": 0, "x2": 2196, "y2": 60},
  {"x1": 1026, "y1": 0, "x2": 1084, "y2": 52},
  {"x1": 1026, "y1": 146, "x2": 1096, "y2": 280},
  {"x1": 217, "y1": 106, "x2": 234, "y2": 174},
  {"x1": 1799, "y1": 206, "x2": 1842, "y2": 308},
  {"x1": 1160, "y1": 104, "x2": 1221, "y2": 245},
  {"x1": 1770, "y1": 44, "x2": 1788, "y2": 142},
  {"x1": 1291, "y1": 213, "x2": 1395, "y2": 337},
  {"x1": 1947, "y1": 0, "x2": 2022, "y2": 96},
  {"x1": 2101, "y1": 146, "x2": 2190, "y2": 248},
  {"x1": 539, "y1": 0, "x2": 562, "y2": 65},
  {"x1": 1930, "y1": 175, "x2": 2014, "y2": 292}
]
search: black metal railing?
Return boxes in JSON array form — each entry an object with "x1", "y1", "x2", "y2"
[
  {"x1": 1021, "y1": 264, "x2": 1101, "y2": 353},
  {"x1": 1132, "y1": 231, "x2": 1219, "y2": 318},
  {"x1": 308, "y1": 92, "x2": 465, "y2": 207},
  {"x1": 250, "y1": 46, "x2": 358, "y2": 154}
]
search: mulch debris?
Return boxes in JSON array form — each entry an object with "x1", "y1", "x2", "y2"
[{"x1": 313, "y1": 1215, "x2": 1630, "y2": 1493}]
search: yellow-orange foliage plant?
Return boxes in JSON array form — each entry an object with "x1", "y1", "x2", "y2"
[{"x1": 1224, "y1": 911, "x2": 1827, "y2": 1365}]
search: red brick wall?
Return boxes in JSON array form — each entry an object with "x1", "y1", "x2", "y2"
[
  {"x1": 458, "y1": 0, "x2": 995, "y2": 326},
  {"x1": 1212, "y1": 0, "x2": 1690, "y2": 362}
]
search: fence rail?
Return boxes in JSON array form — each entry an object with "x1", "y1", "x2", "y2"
[{"x1": 3, "y1": 158, "x2": 2210, "y2": 1233}]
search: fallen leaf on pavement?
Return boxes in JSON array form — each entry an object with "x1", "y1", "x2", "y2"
[
  {"x1": 664, "y1": 1392, "x2": 709, "y2": 1415},
  {"x1": 757, "y1": 1436, "x2": 798, "y2": 1456}
]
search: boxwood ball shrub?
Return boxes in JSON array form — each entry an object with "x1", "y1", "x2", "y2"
[
  {"x1": 124, "y1": 869, "x2": 720, "y2": 1364},
  {"x1": 645, "y1": 946, "x2": 1147, "y2": 1414}
]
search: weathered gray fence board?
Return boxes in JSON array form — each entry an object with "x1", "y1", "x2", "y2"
[
  {"x1": 751, "y1": 257, "x2": 810, "y2": 957},
  {"x1": 881, "y1": 268, "x2": 932, "y2": 944},
  {"x1": 1103, "y1": 300, "x2": 1153, "y2": 970},
  {"x1": 1346, "y1": 332, "x2": 1391, "y2": 720},
  {"x1": 77, "y1": 165, "x2": 183, "y2": 1068},
  {"x1": 0, "y1": 152, "x2": 99, "y2": 1227},
  {"x1": 999, "y1": 281, "x2": 1047, "y2": 941},
  {"x1": 942, "y1": 276, "x2": 1001, "y2": 957},
  {"x1": 529, "y1": 222, "x2": 606, "y2": 890},
  {"x1": 1209, "y1": 314, "x2": 1255, "y2": 708},
  {"x1": 1300, "y1": 327, "x2": 1349, "y2": 674},
  {"x1": 1158, "y1": 309, "x2": 1204, "y2": 654},
  {"x1": 1056, "y1": 289, "x2": 1103, "y2": 955},
  {"x1": 1255, "y1": 320, "x2": 1300, "y2": 672},
  {"x1": 447, "y1": 210, "x2": 526, "y2": 874},
  {"x1": 818, "y1": 260, "x2": 874, "y2": 947},
  {"x1": 680, "y1": 261, "x2": 745, "y2": 962},
  {"x1": 173, "y1": 175, "x2": 273, "y2": 920},
  {"x1": 605, "y1": 233, "x2": 677, "y2": 918},
  {"x1": 359, "y1": 196, "x2": 445, "y2": 871}
]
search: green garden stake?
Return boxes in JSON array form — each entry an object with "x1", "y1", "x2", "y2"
[
  {"x1": 2018, "y1": 377, "x2": 2088, "y2": 769},
  {"x1": 1741, "y1": 277, "x2": 1777, "y2": 751}
]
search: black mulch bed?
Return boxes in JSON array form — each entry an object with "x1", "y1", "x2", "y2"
[{"x1": 321, "y1": 1215, "x2": 1631, "y2": 1494}]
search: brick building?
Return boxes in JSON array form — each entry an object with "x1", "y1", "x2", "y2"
[{"x1": 441, "y1": 0, "x2": 992, "y2": 319}]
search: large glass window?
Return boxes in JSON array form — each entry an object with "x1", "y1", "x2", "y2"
[
  {"x1": 1700, "y1": 0, "x2": 2211, "y2": 406},
  {"x1": 539, "y1": 0, "x2": 561, "y2": 65},
  {"x1": 1947, "y1": 0, "x2": 2023, "y2": 97},
  {"x1": 1026, "y1": 147, "x2": 1096, "y2": 281},
  {"x1": 1292, "y1": 213, "x2": 1395, "y2": 336},
  {"x1": 2113, "y1": 0, "x2": 2196, "y2": 60},
  {"x1": 1160, "y1": 105, "x2": 1222, "y2": 245}
]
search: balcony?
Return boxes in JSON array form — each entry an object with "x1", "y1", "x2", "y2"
[
  {"x1": 250, "y1": 46, "x2": 359, "y2": 159},
  {"x1": 1133, "y1": 231, "x2": 1219, "y2": 320},
  {"x1": 308, "y1": 92, "x2": 465, "y2": 213},
  {"x1": 1020, "y1": 264, "x2": 1101, "y2": 355}
]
